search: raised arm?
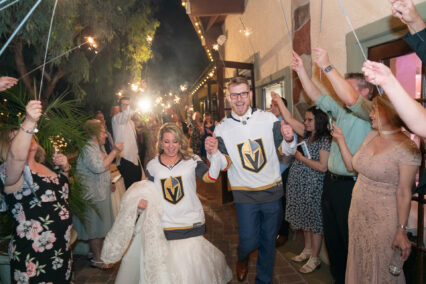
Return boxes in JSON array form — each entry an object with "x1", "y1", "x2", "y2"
[
  {"x1": 391, "y1": 0, "x2": 426, "y2": 35},
  {"x1": 313, "y1": 48, "x2": 363, "y2": 106},
  {"x1": 330, "y1": 125, "x2": 354, "y2": 172},
  {"x1": 362, "y1": 61, "x2": 426, "y2": 138},
  {"x1": 291, "y1": 51, "x2": 322, "y2": 102},
  {"x1": 5, "y1": 100, "x2": 42, "y2": 187},
  {"x1": 271, "y1": 91, "x2": 305, "y2": 137}
]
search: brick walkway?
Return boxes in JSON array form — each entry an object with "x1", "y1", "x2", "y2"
[{"x1": 73, "y1": 179, "x2": 307, "y2": 284}]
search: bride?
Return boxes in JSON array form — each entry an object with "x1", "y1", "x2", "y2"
[{"x1": 101, "y1": 123, "x2": 232, "y2": 284}]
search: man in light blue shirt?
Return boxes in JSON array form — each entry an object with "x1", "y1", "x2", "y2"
[{"x1": 292, "y1": 49, "x2": 373, "y2": 284}]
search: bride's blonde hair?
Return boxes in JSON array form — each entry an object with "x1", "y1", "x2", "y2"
[{"x1": 156, "y1": 123, "x2": 194, "y2": 160}]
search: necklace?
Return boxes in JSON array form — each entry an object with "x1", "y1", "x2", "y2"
[
  {"x1": 161, "y1": 155, "x2": 180, "y2": 170},
  {"x1": 379, "y1": 129, "x2": 401, "y2": 135}
]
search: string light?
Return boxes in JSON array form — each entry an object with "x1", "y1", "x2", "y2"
[{"x1": 146, "y1": 35, "x2": 153, "y2": 44}]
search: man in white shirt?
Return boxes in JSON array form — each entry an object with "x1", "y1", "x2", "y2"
[
  {"x1": 205, "y1": 77, "x2": 296, "y2": 283},
  {"x1": 112, "y1": 97, "x2": 144, "y2": 189}
]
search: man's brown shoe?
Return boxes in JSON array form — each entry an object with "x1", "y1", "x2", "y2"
[
  {"x1": 275, "y1": 234, "x2": 287, "y2": 247},
  {"x1": 236, "y1": 260, "x2": 248, "y2": 282}
]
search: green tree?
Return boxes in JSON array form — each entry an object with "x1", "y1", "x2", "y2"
[{"x1": 0, "y1": 0, "x2": 159, "y2": 105}]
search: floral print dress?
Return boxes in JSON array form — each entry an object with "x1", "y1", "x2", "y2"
[{"x1": 0, "y1": 164, "x2": 73, "y2": 284}]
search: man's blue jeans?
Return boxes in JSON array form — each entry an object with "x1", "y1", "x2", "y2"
[{"x1": 235, "y1": 199, "x2": 283, "y2": 284}]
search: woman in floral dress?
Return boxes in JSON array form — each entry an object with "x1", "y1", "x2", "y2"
[{"x1": 0, "y1": 100, "x2": 73, "y2": 284}]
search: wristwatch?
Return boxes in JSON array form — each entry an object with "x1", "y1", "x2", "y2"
[
  {"x1": 323, "y1": 64, "x2": 334, "y2": 73},
  {"x1": 397, "y1": 224, "x2": 408, "y2": 231}
]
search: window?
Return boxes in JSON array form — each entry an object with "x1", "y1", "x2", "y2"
[{"x1": 263, "y1": 82, "x2": 284, "y2": 110}]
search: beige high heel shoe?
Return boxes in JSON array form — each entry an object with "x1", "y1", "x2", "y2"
[
  {"x1": 291, "y1": 248, "x2": 312, "y2": 262},
  {"x1": 299, "y1": 256, "x2": 321, "y2": 274}
]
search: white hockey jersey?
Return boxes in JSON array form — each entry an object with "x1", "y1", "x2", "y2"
[
  {"x1": 213, "y1": 108, "x2": 297, "y2": 203},
  {"x1": 146, "y1": 154, "x2": 221, "y2": 240}
]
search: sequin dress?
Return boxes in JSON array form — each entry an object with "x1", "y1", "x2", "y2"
[{"x1": 346, "y1": 132, "x2": 421, "y2": 284}]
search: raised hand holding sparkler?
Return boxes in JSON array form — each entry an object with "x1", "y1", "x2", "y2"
[
  {"x1": 390, "y1": 0, "x2": 425, "y2": 40},
  {"x1": 0, "y1": 76, "x2": 18, "y2": 91}
]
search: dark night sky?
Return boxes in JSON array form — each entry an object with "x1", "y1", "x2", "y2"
[{"x1": 148, "y1": 0, "x2": 209, "y2": 95}]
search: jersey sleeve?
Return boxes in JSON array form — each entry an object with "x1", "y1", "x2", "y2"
[
  {"x1": 207, "y1": 136, "x2": 232, "y2": 171},
  {"x1": 194, "y1": 155, "x2": 219, "y2": 183}
]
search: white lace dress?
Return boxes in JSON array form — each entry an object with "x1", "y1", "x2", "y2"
[{"x1": 101, "y1": 180, "x2": 231, "y2": 284}]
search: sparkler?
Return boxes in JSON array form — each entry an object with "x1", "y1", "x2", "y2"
[
  {"x1": 49, "y1": 135, "x2": 67, "y2": 153},
  {"x1": 0, "y1": 0, "x2": 43, "y2": 57},
  {"x1": 49, "y1": 134, "x2": 67, "y2": 170},
  {"x1": 279, "y1": 0, "x2": 293, "y2": 50},
  {"x1": 0, "y1": 0, "x2": 20, "y2": 12},
  {"x1": 19, "y1": 39, "x2": 96, "y2": 80},
  {"x1": 336, "y1": 0, "x2": 382, "y2": 95},
  {"x1": 38, "y1": 0, "x2": 59, "y2": 101}
]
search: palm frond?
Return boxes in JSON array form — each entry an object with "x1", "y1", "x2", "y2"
[{"x1": 0, "y1": 84, "x2": 93, "y2": 231}]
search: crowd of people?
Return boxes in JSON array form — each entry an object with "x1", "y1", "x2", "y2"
[{"x1": 0, "y1": 0, "x2": 425, "y2": 283}]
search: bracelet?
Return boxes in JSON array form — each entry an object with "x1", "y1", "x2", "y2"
[
  {"x1": 397, "y1": 224, "x2": 408, "y2": 231},
  {"x1": 19, "y1": 124, "x2": 39, "y2": 134}
]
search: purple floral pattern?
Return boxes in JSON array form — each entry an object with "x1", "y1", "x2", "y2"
[{"x1": 1, "y1": 165, "x2": 73, "y2": 284}]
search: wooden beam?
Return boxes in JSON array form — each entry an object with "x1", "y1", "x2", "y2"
[
  {"x1": 189, "y1": 0, "x2": 244, "y2": 16},
  {"x1": 223, "y1": 60, "x2": 254, "y2": 70},
  {"x1": 206, "y1": 15, "x2": 219, "y2": 32}
]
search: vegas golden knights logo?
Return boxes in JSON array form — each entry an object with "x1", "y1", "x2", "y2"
[
  {"x1": 161, "y1": 176, "x2": 184, "y2": 204},
  {"x1": 237, "y1": 138, "x2": 267, "y2": 173}
]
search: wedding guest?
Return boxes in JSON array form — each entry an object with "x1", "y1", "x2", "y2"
[
  {"x1": 200, "y1": 112, "x2": 217, "y2": 159},
  {"x1": 269, "y1": 96, "x2": 296, "y2": 248},
  {"x1": 362, "y1": 60, "x2": 426, "y2": 138},
  {"x1": 271, "y1": 92, "x2": 331, "y2": 273},
  {"x1": 331, "y1": 94, "x2": 420, "y2": 283},
  {"x1": 0, "y1": 100, "x2": 73, "y2": 283},
  {"x1": 190, "y1": 112, "x2": 204, "y2": 156},
  {"x1": 74, "y1": 119, "x2": 123, "y2": 269},
  {"x1": 95, "y1": 111, "x2": 114, "y2": 154},
  {"x1": 112, "y1": 97, "x2": 144, "y2": 189}
]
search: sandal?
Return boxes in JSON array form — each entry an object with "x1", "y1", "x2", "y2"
[
  {"x1": 90, "y1": 259, "x2": 112, "y2": 270},
  {"x1": 299, "y1": 256, "x2": 321, "y2": 274},
  {"x1": 291, "y1": 248, "x2": 312, "y2": 262}
]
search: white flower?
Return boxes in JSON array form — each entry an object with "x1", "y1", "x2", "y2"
[
  {"x1": 14, "y1": 269, "x2": 29, "y2": 284},
  {"x1": 32, "y1": 231, "x2": 56, "y2": 252},
  {"x1": 41, "y1": 190, "x2": 56, "y2": 202},
  {"x1": 51, "y1": 257, "x2": 63, "y2": 270},
  {"x1": 12, "y1": 203, "x2": 26, "y2": 222}
]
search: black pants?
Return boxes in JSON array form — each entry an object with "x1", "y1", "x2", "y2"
[
  {"x1": 322, "y1": 173, "x2": 355, "y2": 284},
  {"x1": 278, "y1": 168, "x2": 290, "y2": 237},
  {"x1": 117, "y1": 158, "x2": 142, "y2": 189}
]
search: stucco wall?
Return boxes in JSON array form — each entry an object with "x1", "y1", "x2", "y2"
[
  {"x1": 310, "y1": 0, "x2": 425, "y2": 73},
  {"x1": 223, "y1": 0, "x2": 293, "y2": 80},
  {"x1": 223, "y1": 0, "x2": 425, "y2": 90}
]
